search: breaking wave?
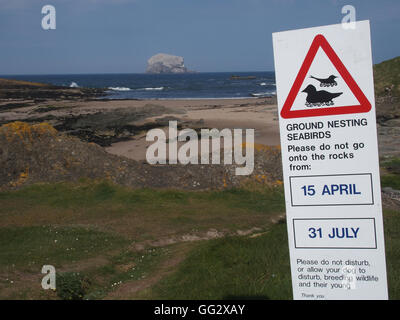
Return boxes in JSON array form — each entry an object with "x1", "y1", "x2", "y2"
[
  {"x1": 250, "y1": 91, "x2": 275, "y2": 97},
  {"x1": 108, "y1": 87, "x2": 132, "y2": 91},
  {"x1": 137, "y1": 87, "x2": 164, "y2": 91}
]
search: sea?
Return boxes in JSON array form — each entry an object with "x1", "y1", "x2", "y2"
[{"x1": 2, "y1": 72, "x2": 276, "y2": 100}]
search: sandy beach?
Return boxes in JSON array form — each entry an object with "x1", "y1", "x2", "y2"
[
  {"x1": 102, "y1": 98, "x2": 281, "y2": 161},
  {"x1": 0, "y1": 96, "x2": 281, "y2": 161}
]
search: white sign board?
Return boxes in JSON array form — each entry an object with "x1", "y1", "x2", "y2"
[{"x1": 272, "y1": 21, "x2": 388, "y2": 300}]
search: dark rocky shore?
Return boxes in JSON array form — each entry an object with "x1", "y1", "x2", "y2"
[{"x1": 0, "y1": 78, "x2": 105, "y2": 100}]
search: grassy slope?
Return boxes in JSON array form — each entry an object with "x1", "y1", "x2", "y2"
[
  {"x1": 141, "y1": 207, "x2": 400, "y2": 300},
  {"x1": 0, "y1": 181, "x2": 284, "y2": 241},
  {"x1": 0, "y1": 174, "x2": 399, "y2": 300},
  {"x1": 374, "y1": 56, "x2": 400, "y2": 98},
  {"x1": 0, "y1": 182, "x2": 285, "y2": 299},
  {"x1": 139, "y1": 165, "x2": 400, "y2": 300},
  {"x1": 140, "y1": 223, "x2": 292, "y2": 300},
  {"x1": 0, "y1": 226, "x2": 128, "y2": 269}
]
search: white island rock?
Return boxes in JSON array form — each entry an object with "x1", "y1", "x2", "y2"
[{"x1": 146, "y1": 53, "x2": 193, "y2": 74}]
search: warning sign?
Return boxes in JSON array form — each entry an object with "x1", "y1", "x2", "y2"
[
  {"x1": 280, "y1": 34, "x2": 371, "y2": 119},
  {"x1": 272, "y1": 21, "x2": 388, "y2": 300}
]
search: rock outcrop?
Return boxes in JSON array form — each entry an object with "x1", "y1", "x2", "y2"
[
  {"x1": 0, "y1": 78, "x2": 105, "y2": 100},
  {"x1": 0, "y1": 122, "x2": 283, "y2": 191},
  {"x1": 146, "y1": 53, "x2": 191, "y2": 74}
]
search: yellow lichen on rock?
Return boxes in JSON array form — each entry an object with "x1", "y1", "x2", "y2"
[
  {"x1": 1, "y1": 121, "x2": 58, "y2": 143},
  {"x1": 241, "y1": 142, "x2": 281, "y2": 153},
  {"x1": 32, "y1": 122, "x2": 58, "y2": 136}
]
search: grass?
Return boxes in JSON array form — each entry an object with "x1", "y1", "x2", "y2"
[
  {"x1": 84, "y1": 246, "x2": 167, "y2": 299},
  {"x1": 384, "y1": 209, "x2": 400, "y2": 299},
  {"x1": 0, "y1": 225, "x2": 128, "y2": 270},
  {"x1": 381, "y1": 175, "x2": 400, "y2": 190},
  {"x1": 136, "y1": 207, "x2": 400, "y2": 300},
  {"x1": 380, "y1": 157, "x2": 400, "y2": 299},
  {"x1": 380, "y1": 157, "x2": 400, "y2": 191},
  {"x1": 0, "y1": 180, "x2": 285, "y2": 213},
  {"x1": 0, "y1": 181, "x2": 285, "y2": 299},
  {"x1": 141, "y1": 222, "x2": 292, "y2": 300},
  {"x1": 0, "y1": 180, "x2": 399, "y2": 300},
  {"x1": 381, "y1": 157, "x2": 400, "y2": 174},
  {"x1": 374, "y1": 56, "x2": 400, "y2": 97},
  {"x1": 0, "y1": 181, "x2": 285, "y2": 241}
]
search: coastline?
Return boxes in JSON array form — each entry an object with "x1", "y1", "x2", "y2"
[
  {"x1": 0, "y1": 90, "x2": 280, "y2": 161},
  {"x1": 0, "y1": 80, "x2": 285, "y2": 192},
  {"x1": 1, "y1": 76, "x2": 399, "y2": 160}
]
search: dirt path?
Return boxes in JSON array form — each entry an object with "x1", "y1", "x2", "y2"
[
  {"x1": 104, "y1": 243, "x2": 192, "y2": 300},
  {"x1": 103, "y1": 213, "x2": 285, "y2": 300}
]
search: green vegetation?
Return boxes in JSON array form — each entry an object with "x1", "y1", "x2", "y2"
[
  {"x1": 380, "y1": 157, "x2": 400, "y2": 190},
  {"x1": 0, "y1": 180, "x2": 284, "y2": 213},
  {"x1": 374, "y1": 56, "x2": 400, "y2": 97},
  {"x1": 0, "y1": 181, "x2": 284, "y2": 242},
  {"x1": 381, "y1": 157, "x2": 400, "y2": 175},
  {"x1": 139, "y1": 208, "x2": 400, "y2": 300},
  {"x1": 0, "y1": 181, "x2": 285, "y2": 299},
  {"x1": 56, "y1": 272, "x2": 91, "y2": 300},
  {"x1": 143, "y1": 223, "x2": 292, "y2": 300},
  {"x1": 0, "y1": 226, "x2": 128, "y2": 269},
  {"x1": 381, "y1": 175, "x2": 400, "y2": 190},
  {"x1": 85, "y1": 246, "x2": 167, "y2": 300},
  {"x1": 383, "y1": 209, "x2": 400, "y2": 300},
  {"x1": 0, "y1": 180, "x2": 399, "y2": 300}
]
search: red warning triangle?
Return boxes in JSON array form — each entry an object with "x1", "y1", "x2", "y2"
[{"x1": 280, "y1": 34, "x2": 371, "y2": 119}]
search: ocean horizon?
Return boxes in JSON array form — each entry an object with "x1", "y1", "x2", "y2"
[{"x1": 0, "y1": 71, "x2": 276, "y2": 100}]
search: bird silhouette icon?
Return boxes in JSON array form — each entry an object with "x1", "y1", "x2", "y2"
[
  {"x1": 310, "y1": 75, "x2": 338, "y2": 87},
  {"x1": 301, "y1": 84, "x2": 343, "y2": 107}
]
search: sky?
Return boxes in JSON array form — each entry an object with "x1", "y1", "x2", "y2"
[{"x1": 0, "y1": 0, "x2": 399, "y2": 74}]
